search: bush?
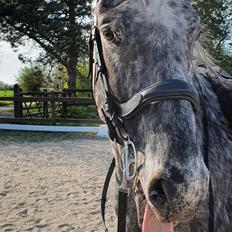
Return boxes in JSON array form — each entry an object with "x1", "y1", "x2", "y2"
[{"x1": 17, "y1": 66, "x2": 46, "y2": 91}]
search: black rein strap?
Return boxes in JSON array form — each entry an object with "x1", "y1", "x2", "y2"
[{"x1": 101, "y1": 158, "x2": 115, "y2": 232}]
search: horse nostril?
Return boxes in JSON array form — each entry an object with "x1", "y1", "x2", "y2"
[
  {"x1": 149, "y1": 179, "x2": 178, "y2": 205},
  {"x1": 161, "y1": 179, "x2": 178, "y2": 203}
]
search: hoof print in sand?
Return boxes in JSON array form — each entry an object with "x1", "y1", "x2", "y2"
[
  {"x1": 0, "y1": 191, "x2": 7, "y2": 200},
  {"x1": 1, "y1": 223, "x2": 14, "y2": 232},
  {"x1": 27, "y1": 218, "x2": 47, "y2": 231},
  {"x1": 18, "y1": 208, "x2": 28, "y2": 217},
  {"x1": 14, "y1": 202, "x2": 26, "y2": 209},
  {"x1": 58, "y1": 224, "x2": 75, "y2": 231}
]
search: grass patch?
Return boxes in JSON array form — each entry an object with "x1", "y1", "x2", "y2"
[
  {"x1": 0, "y1": 90, "x2": 13, "y2": 97},
  {"x1": 0, "y1": 90, "x2": 13, "y2": 106},
  {"x1": 64, "y1": 105, "x2": 99, "y2": 119},
  {"x1": 0, "y1": 102, "x2": 13, "y2": 106}
]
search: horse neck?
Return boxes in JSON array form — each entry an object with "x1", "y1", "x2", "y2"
[
  {"x1": 194, "y1": 72, "x2": 232, "y2": 229},
  {"x1": 194, "y1": 73, "x2": 232, "y2": 169}
]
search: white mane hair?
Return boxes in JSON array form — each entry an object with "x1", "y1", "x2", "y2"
[{"x1": 193, "y1": 41, "x2": 218, "y2": 75}]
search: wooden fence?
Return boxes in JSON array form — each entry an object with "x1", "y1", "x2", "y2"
[{"x1": 0, "y1": 84, "x2": 101, "y2": 125}]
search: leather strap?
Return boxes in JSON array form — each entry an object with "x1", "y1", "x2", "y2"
[
  {"x1": 118, "y1": 79, "x2": 199, "y2": 119},
  {"x1": 117, "y1": 188, "x2": 128, "y2": 232},
  {"x1": 101, "y1": 158, "x2": 129, "y2": 232},
  {"x1": 101, "y1": 158, "x2": 115, "y2": 232}
]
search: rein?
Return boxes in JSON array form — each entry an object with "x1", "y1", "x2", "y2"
[{"x1": 89, "y1": 24, "x2": 214, "y2": 232}]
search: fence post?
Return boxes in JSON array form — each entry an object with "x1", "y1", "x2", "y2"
[
  {"x1": 62, "y1": 89, "x2": 68, "y2": 116},
  {"x1": 14, "y1": 84, "x2": 22, "y2": 118},
  {"x1": 51, "y1": 91, "x2": 56, "y2": 125},
  {"x1": 43, "y1": 90, "x2": 49, "y2": 118}
]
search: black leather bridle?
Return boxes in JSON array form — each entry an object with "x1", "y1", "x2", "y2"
[
  {"x1": 89, "y1": 24, "x2": 214, "y2": 232},
  {"x1": 90, "y1": 26, "x2": 199, "y2": 145}
]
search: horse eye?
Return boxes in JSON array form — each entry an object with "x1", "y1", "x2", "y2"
[{"x1": 102, "y1": 28, "x2": 115, "y2": 41}]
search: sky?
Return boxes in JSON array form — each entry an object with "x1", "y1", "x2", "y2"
[{"x1": 0, "y1": 41, "x2": 40, "y2": 85}]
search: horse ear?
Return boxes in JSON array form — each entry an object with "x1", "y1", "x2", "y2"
[{"x1": 101, "y1": 0, "x2": 125, "y2": 9}]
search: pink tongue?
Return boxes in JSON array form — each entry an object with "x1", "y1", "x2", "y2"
[{"x1": 142, "y1": 203, "x2": 174, "y2": 232}]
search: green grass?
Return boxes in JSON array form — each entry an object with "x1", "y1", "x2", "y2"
[
  {"x1": 64, "y1": 105, "x2": 99, "y2": 119},
  {"x1": 0, "y1": 90, "x2": 13, "y2": 106},
  {"x1": 0, "y1": 90, "x2": 13, "y2": 97}
]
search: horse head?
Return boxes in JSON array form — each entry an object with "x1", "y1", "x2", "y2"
[{"x1": 92, "y1": 0, "x2": 209, "y2": 229}]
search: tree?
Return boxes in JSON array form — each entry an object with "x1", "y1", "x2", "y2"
[
  {"x1": 193, "y1": 0, "x2": 231, "y2": 50},
  {"x1": 0, "y1": 0, "x2": 91, "y2": 92},
  {"x1": 17, "y1": 65, "x2": 46, "y2": 91},
  {"x1": 52, "y1": 61, "x2": 90, "y2": 94},
  {"x1": 0, "y1": 81, "x2": 13, "y2": 90},
  {"x1": 192, "y1": 0, "x2": 232, "y2": 74}
]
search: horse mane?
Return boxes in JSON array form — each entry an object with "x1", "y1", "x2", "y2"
[
  {"x1": 193, "y1": 41, "x2": 218, "y2": 75},
  {"x1": 193, "y1": 41, "x2": 232, "y2": 129}
]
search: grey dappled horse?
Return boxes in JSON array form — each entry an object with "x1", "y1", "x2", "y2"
[{"x1": 91, "y1": 0, "x2": 232, "y2": 231}]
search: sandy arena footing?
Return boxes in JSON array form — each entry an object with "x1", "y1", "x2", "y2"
[{"x1": 0, "y1": 131, "x2": 115, "y2": 232}]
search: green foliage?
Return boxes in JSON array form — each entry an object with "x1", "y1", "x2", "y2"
[
  {"x1": 47, "y1": 65, "x2": 69, "y2": 90},
  {"x1": 0, "y1": 90, "x2": 13, "y2": 97},
  {"x1": 192, "y1": 0, "x2": 232, "y2": 74},
  {"x1": 52, "y1": 62, "x2": 91, "y2": 96},
  {"x1": 17, "y1": 66, "x2": 46, "y2": 91},
  {"x1": 0, "y1": 101, "x2": 13, "y2": 106},
  {"x1": 64, "y1": 105, "x2": 98, "y2": 119},
  {"x1": 76, "y1": 62, "x2": 91, "y2": 97},
  {"x1": 0, "y1": 0, "x2": 91, "y2": 91},
  {"x1": 0, "y1": 90, "x2": 13, "y2": 106}
]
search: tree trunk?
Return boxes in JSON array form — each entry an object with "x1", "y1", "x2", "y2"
[
  {"x1": 66, "y1": 0, "x2": 78, "y2": 96},
  {"x1": 66, "y1": 63, "x2": 77, "y2": 95}
]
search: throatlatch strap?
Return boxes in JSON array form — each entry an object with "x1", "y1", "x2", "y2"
[{"x1": 101, "y1": 158, "x2": 115, "y2": 232}]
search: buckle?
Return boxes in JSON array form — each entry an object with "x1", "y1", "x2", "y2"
[{"x1": 119, "y1": 137, "x2": 138, "y2": 189}]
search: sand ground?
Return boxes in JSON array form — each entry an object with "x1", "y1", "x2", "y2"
[
  {"x1": 0, "y1": 106, "x2": 14, "y2": 118},
  {"x1": 0, "y1": 131, "x2": 115, "y2": 232}
]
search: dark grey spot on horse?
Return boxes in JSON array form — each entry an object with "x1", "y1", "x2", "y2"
[
  {"x1": 168, "y1": 1, "x2": 177, "y2": 8},
  {"x1": 169, "y1": 166, "x2": 185, "y2": 184},
  {"x1": 174, "y1": 55, "x2": 182, "y2": 63},
  {"x1": 101, "y1": 0, "x2": 125, "y2": 10}
]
